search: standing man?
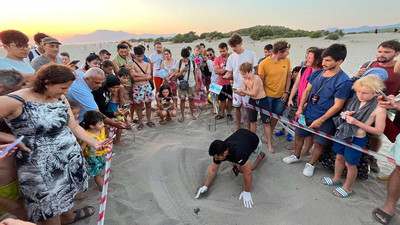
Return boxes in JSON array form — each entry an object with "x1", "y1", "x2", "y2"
[
  {"x1": 0, "y1": 30, "x2": 35, "y2": 82},
  {"x1": 258, "y1": 40, "x2": 291, "y2": 144},
  {"x1": 30, "y1": 37, "x2": 63, "y2": 71},
  {"x1": 150, "y1": 42, "x2": 164, "y2": 94},
  {"x1": 24, "y1": 32, "x2": 49, "y2": 63},
  {"x1": 214, "y1": 43, "x2": 233, "y2": 120},
  {"x1": 98, "y1": 49, "x2": 111, "y2": 62},
  {"x1": 190, "y1": 45, "x2": 204, "y2": 68},
  {"x1": 223, "y1": 34, "x2": 258, "y2": 132},
  {"x1": 356, "y1": 40, "x2": 400, "y2": 172},
  {"x1": 258, "y1": 44, "x2": 273, "y2": 65},
  {"x1": 283, "y1": 44, "x2": 353, "y2": 177},
  {"x1": 195, "y1": 128, "x2": 265, "y2": 208}
]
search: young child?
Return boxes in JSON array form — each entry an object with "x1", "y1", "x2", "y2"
[
  {"x1": 102, "y1": 60, "x2": 115, "y2": 76},
  {"x1": 80, "y1": 111, "x2": 112, "y2": 192},
  {"x1": 69, "y1": 100, "x2": 80, "y2": 121},
  {"x1": 235, "y1": 62, "x2": 273, "y2": 154},
  {"x1": 156, "y1": 83, "x2": 177, "y2": 125},
  {"x1": 104, "y1": 75, "x2": 128, "y2": 147},
  {"x1": 322, "y1": 75, "x2": 386, "y2": 198}
]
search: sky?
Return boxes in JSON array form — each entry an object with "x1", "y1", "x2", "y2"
[{"x1": 1, "y1": 0, "x2": 399, "y2": 41}]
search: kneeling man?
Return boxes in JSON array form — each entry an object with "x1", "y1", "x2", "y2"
[{"x1": 196, "y1": 128, "x2": 265, "y2": 208}]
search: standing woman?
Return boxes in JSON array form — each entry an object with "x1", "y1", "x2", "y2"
[
  {"x1": 161, "y1": 49, "x2": 178, "y2": 108},
  {"x1": 0, "y1": 64, "x2": 103, "y2": 224}
]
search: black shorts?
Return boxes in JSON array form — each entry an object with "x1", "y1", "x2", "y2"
[
  {"x1": 248, "y1": 97, "x2": 270, "y2": 124},
  {"x1": 218, "y1": 85, "x2": 232, "y2": 101}
]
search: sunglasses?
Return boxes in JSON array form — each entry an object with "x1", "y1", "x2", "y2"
[{"x1": 207, "y1": 54, "x2": 213, "y2": 57}]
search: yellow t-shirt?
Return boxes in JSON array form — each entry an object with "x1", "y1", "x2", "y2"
[
  {"x1": 258, "y1": 57, "x2": 291, "y2": 98},
  {"x1": 83, "y1": 128, "x2": 109, "y2": 157}
]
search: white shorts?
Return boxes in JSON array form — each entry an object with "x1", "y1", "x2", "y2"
[
  {"x1": 232, "y1": 93, "x2": 250, "y2": 107},
  {"x1": 391, "y1": 134, "x2": 400, "y2": 165}
]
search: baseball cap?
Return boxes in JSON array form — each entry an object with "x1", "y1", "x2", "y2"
[{"x1": 42, "y1": 37, "x2": 62, "y2": 45}]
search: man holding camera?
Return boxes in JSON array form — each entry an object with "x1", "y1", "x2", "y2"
[
  {"x1": 174, "y1": 48, "x2": 199, "y2": 122},
  {"x1": 283, "y1": 44, "x2": 353, "y2": 177}
]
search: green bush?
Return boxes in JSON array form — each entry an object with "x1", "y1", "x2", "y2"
[
  {"x1": 325, "y1": 33, "x2": 339, "y2": 40},
  {"x1": 309, "y1": 30, "x2": 324, "y2": 38},
  {"x1": 171, "y1": 31, "x2": 199, "y2": 43}
]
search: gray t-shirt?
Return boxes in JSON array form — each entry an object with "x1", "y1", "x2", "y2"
[{"x1": 31, "y1": 55, "x2": 62, "y2": 71}]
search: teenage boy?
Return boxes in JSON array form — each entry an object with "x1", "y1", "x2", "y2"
[
  {"x1": 223, "y1": 34, "x2": 258, "y2": 132},
  {"x1": 322, "y1": 75, "x2": 386, "y2": 198},
  {"x1": 131, "y1": 47, "x2": 154, "y2": 130},
  {"x1": 283, "y1": 44, "x2": 353, "y2": 177},
  {"x1": 214, "y1": 42, "x2": 233, "y2": 120},
  {"x1": 24, "y1": 32, "x2": 48, "y2": 63},
  {"x1": 235, "y1": 62, "x2": 274, "y2": 153},
  {"x1": 150, "y1": 42, "x2": 164, "y2": 94},
  {"x1": 258, "y1": 44, "x2": 273, "y2": 64},
  {"x1": 174, "y1": 48, "x2": 199, "y2": 122}
]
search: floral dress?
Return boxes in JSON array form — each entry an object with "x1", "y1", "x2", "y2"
[{"x1": 4, "y1": 95, "x2": 89, "y2": 223}]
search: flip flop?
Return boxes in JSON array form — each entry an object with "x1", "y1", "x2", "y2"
[
  {"x1": 258, "y1": 152, "x2": 266, "y2": 160},
  {"x1": 178, "y1": 117, "x2": 184, "y2": 123},
  {"x1": 321, "y1": 177, "x2": 342, "y2": 186},
  {"x1": 227, "y1": 114, "x2": 234, "y2": 121},
  {"x1": 67, "y1": 206, "x2": 95, "y2": 224},
  {"x1": 215, "y1": 115, "x2": 224, "y2": 120},
  {"x1": 332, "y1": 187, "x2": 353, "y2": 198},
  {"x1": 372, "y1": 208, "x2": 393, "y2": 225},
  {"x1": 137, "y1": 123, "x2": 144, "y2": 131},
  {"x1": 146, "y1": 121, "x2": 155, "y2": 128}
]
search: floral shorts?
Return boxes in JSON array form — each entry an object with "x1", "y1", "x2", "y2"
[{"x1": 132, "y1": 82, "x2": 154, "y2": 103}]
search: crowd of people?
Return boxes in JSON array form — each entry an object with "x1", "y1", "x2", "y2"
[{"x1": 0, "y1": 29, "x2": 399, "y2": 225}]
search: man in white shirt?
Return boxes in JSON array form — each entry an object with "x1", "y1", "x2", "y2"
[
  {"x1": 223, "y1": 34, "x2": 258, "y2": 132},
  {"x1": 150, "y1": 42, "x2": 164, "y2": 94}
]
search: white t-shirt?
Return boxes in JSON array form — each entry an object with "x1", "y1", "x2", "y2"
[
  {"x1": 150, "y1": 52, "x2": 163, "y2": 77},
  {"x1": 207, "y1": 59, "x2": 218, "y2": 84},
  {"x1": 226, "y1": 49, "x2": 257, "y2": 89}
]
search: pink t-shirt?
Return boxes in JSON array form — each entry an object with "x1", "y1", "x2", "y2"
[
  {"x1": 297, "y1": 67, "x2": 313, "y2": 106},
  {"x1": 214, "y1": 56, "x2": 230, "y2": 86}
]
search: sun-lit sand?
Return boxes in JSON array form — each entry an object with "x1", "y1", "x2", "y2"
[{"x1": 1, "y1": 33, "x2": 400, "y2": 224}]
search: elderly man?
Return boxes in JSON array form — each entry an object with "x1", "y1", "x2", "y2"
[
  {"x1": 66, "y1": 68, "x2": 125, "y2": 129},
  {"x1": 196, "y1": 128, "x2": 265, "y2": 208},
  {"x1": 0, "y1": 30, "x2": 34, "y2": 82},
  {"x1": 30, "y1": 37, "x2": 63, "y2": 71}
]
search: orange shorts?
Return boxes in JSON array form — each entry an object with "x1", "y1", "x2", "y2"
[{"x1": 153, "y1": 76, "x2": 164, "y2": 87}]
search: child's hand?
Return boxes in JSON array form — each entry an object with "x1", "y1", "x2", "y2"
[{"x1": 345, "y1": 115, "x2": 359, "y2": 125}]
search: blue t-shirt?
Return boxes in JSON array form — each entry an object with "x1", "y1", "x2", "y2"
[
  {"x1": 189, "y1": 54, "x2": 203, "y2": 68},
  {"x1": 304, "y1": 69, "x2": 352, "y2": 121},
  {"x1": 66, "y1": 72, "x2": 99, "y2": 122},
  {"x1": 0, "y1": 57, "x2": 35, "y2": 74}
]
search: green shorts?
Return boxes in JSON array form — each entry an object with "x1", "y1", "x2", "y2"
[
  {"x1": 0, "y1": 179, "x2": 21, "y2": 215},
  {"x1": 178, "y1": 86, "x2": 196, "y2": 99}
]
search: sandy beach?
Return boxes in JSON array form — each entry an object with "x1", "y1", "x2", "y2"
[{"x1": 1, "y1": 33, "x2": 400, "y2": 224}]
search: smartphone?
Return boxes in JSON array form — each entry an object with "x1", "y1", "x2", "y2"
[
  {"x1": 184, "y1": 64, "x2": 189, "y2": 68},
  {"x1": 375, "y1": 90, "x2": 388, "y2": 101},
  {"x1": 69, "y1": 60, "x2": 80, "y2": 65},
  {"x1": 122, "y1": 104, "x2": 130, "y2": 109},
  {"x1": 298, "y1": 114, "x2": 306, "y2": 126}
]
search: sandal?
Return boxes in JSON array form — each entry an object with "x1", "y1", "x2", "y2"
[
  {"x1": 321, "y1": 177, "x2": 342, "y2": 186},
  {"x1": 215, "y1": 115, "x2": 224, "y2": 120},
  {"x1": 372, "y1": 207, "x2": 393, "y2": 225},
  {"x1": 178, "y1": 117, "x2": 184, "y2": 123},
  {"x1": 332, "y1": 187, "x2": 353, "y2": 198},
  {"x1": 146, "y1": 121, "x2": 155, "y2": 128},
  {"x1": 159, "y1": 120, "x2": 166, "y2": 125},
  {"x1": 137, "y1": 123, "x2": 144, "y2": 131},
  {"x1": 67, "y1": 206, "x2": 95, "y2": 224},
  {"x1": 227, "y1": 114, "x2": 234, "y2": 121}
]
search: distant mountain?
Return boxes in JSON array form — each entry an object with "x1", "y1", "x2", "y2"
[
  {"x1": 325, "y1": 23, "x2": 400, "y2": 33},
  {"x1": 62, "y1": 30, "x2": 176, "y2": 44}
]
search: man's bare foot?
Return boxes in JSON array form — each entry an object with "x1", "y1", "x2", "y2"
[
  {"x1": 261, "y1": 136, "x2": 268, "y2": 144},
  {"x1": 286, "y1": 144, "x2": 295, "y2": 150},
  {"x1": 178, "y1": 116, "x2": 185, "y2": 123},
  {"x1": 268, "y1": 145, "x2": 275, "y2": 154},
  {"x1": 190, "y1": 115, "x2": 197, "y2": 120}
]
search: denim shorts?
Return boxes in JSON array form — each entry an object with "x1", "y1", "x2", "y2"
[
  {"x1": 295, "y1": 119, "x2": 335, "y2": 146},
  {"x1": 266, "y1": 96, "x2": 285, "y2": 116},
  {"x1": 332, "y1": 136, "x2": 367, "y2": 165}
]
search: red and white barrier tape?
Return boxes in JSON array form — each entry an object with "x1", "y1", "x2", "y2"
[
  {"x1": 97, "y1": 127, "x2": 116, "y2": 225},
  {"x1": 233, "y1": 96, "x2": 400, "y2": 166}
]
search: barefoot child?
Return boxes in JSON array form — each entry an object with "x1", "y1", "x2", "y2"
[
  {"x1": 80, "y1": 111, "x2": 112, "y2": 192},
  {"x1": 235, "y1": 62, "x2": 274, "y2": 153},
  {"x1": 322, "y1": 75, "x2": 386, "y2": 198},
  {"x1": 156, "y1": 83, "x2": 177, "y2": 125}
]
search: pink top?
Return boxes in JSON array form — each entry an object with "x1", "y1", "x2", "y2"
[
  {"x1": 297, "y1": 67, "x2": 314, "y2": 106},
  {"x1": 214, "y1": 56, "x2": 230, "y2": 86}
]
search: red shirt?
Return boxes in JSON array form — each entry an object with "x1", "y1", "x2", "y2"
[
  {"x1": 214, "y1": 55, "x2": 230, "y2": 86},
  {"x1": 365, "y1": 61, "x2": 400, "y2": 96}
]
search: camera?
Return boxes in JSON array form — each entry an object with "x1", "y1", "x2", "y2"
[
  {"x1": 310, "y1": 94, "x2": 320, "y2": 105},
  {"x1": 165, "y1": 97, "x2": 171, "y2": 102}
]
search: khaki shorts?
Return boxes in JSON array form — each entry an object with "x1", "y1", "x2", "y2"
[
  {"x1": 178, "y1": 86, "x2": 196, "y2": 99},
  {"x1": 248, "y1": 139, "x2": 262, "y2": 165}
]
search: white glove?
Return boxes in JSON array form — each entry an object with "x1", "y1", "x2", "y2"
[
  {"x1": 239, "y1": 191, "x2": 253, "y2": 208},
  {"x1": 195, "y1": 186, "x2": 208, "y2": 199}
]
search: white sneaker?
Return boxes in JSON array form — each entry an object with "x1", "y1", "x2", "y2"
[
  {"x1": 282, "y1": 154, "x2": 300, "y2": 164},
  {"x1": 303, "y1": 163, "x2": 315, "y2": 177}
]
